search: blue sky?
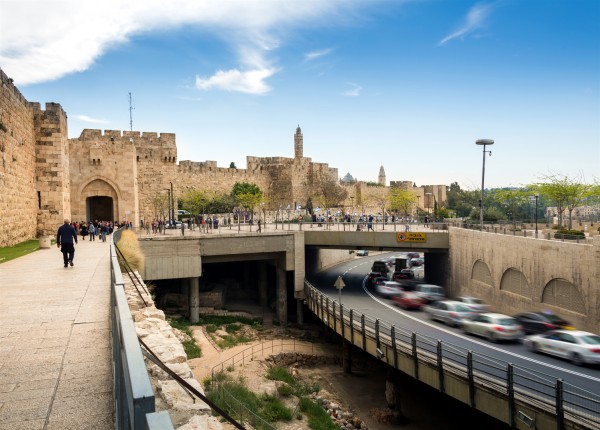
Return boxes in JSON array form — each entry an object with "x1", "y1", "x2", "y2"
[{"x1": 1, "y1": 0, "x2": 598, "y2": 189}]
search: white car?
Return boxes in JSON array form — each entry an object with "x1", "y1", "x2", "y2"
[
  {"x1": 525, "y1": 330, "x2": 600, "y2": 366},
  {"x1": 456, "y1": 296, "x2": 490, "y2": 313},
  {"x1": 413, "y1": 284, "x2": 446, "y2": 303},
  {"x1": 356, "y1": 250, "x2": 369, "y2": 256},
  {"x1": 462, "y1": 313, "x2": 523, "y2": 343},
  {"x1": 424, "y1": 300, "x2": 474, "y2": 327},
  {"x1": 375, "y1": 281, "x2": 403, "y2": 298}
]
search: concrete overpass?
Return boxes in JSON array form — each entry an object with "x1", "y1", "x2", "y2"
[{"x1": 136, "y1": 226, "x2": 599, "y2": 333}]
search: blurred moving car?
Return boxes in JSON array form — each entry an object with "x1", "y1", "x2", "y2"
[
  {"x1": 424, "y1": 300, "x2": 474, "y2": 327},
  {"x1": 462, "y1": 313, "x2": 523, "y2": 343},
  {"x1": 367, "y1": 272, "x2": 385, "y2": 286},
  {"x1": 456, "y1": 296, "x2": 490, "y2": 313},
  {"x1": 525, "y1": 330, "x2": 600, "y2": 366},
  {"x1": 514, "y1": 312, "x2": 575, "y2": 334},
  {"x1": 356, "y1": 250, "x2": 369, "y2": 256},
  {"x1": 392, "y1": 269, "x2": 414, "y2": 281},
  {"x1": 414, "y1": 284, "x2": 445, "y2": 303},
  {"x1": 376, "y1": 281, "x2": 403, "y2": 298},
  {"x1": 410, "y1": 257, "x2": 423, "y2": 267},
  {"x1": 392, "y1": 292, "x2": 426, "y2": 310}
]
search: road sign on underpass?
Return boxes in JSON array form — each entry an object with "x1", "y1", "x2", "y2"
[{"x1": 396, "y1": 232, "x2": 427, "y2": 242}]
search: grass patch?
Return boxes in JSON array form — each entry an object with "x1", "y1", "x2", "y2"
[
  {"x1": 277, "y1": 384, "x2": 294, "y2": 397},
  {"x1": 0, "y1": 240, "x2": 40, "y2": 263},
  {"x1": 266, "y1": 366, "x2": 296, "y2": 386},
  {"x1": 206, "y1": 324, "x2": 218, "y2": 333},
  {"x1": 206, "y1": 375, "x2": 293, "y2": 428},
  {"x1": 225, "y1": 323, "x2": 242, "y2": 333},
  {"x1": 217, "y1": 333, "x2": 252, "y2": 349},
  {"x1": 198, "y1": 315, "x2": 262, "y2": 327},
  {"x1": 116, "y1": 230, "x2": 145, "y2": 272},
  {"x1": 167, "y1": 318, "x2": 201, "y2": 359},
  {"x1": 299, "y1": 397, "x2": 338, "y2": 430}
]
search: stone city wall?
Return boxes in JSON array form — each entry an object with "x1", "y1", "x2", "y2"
[{"x1": 0, "y1": 70, "x2": 38, "y2": 247}]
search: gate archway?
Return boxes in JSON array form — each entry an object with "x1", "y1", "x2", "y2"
[
  {"x1": 78, "y1": 178, "x2": 120, "y2": 222},
  {"x1": 87, "y1": 196, "x2": 114, "y2": 222}
]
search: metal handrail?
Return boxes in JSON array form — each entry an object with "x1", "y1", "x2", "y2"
[{"x1": 304, "y1": 279, "x2": 600, "y2": 430}]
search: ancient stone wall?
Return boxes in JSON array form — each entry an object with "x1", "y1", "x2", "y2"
[
  {"x1": 34, "y1": 102, "x2": 70, "y2": 237},
  {"x1": 0, "y1": 70, "x2": 38, "y2": 247}
]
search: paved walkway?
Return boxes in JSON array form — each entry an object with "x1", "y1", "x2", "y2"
[{"x1": 0, "y1": 238, "x2": 114, "y2": 430}]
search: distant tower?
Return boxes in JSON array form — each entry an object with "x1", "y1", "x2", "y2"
[
  {"x1": 294, "y1": 125, "x2": 303, "y2": 158},
  {"x1": 378, "y1": 165, "x2": 386, "y2": 186}
]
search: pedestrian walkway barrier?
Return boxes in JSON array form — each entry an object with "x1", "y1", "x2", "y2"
[{"x1": 111, "y1": 229, "x2": 174, "y2": 430}]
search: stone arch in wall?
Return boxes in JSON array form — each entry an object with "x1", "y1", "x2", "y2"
[
  {"x1": 542, "y1": 278, "x2": 586, "y2": 315},
  {"x1": 471, "y1": 260, "x2": 493, "y2": 287},
  {"x1": 500, "y1": 268, "x2": 531, "y2": 298},
  {"x1": 80, "y1": 177, "x2": 121, "y2": 222}
]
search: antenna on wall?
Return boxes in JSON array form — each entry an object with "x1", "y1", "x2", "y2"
[{"x1": 128, "y1": 92, "x2": 135, "y2": 132}]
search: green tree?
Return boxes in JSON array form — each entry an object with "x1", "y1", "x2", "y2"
[
  {"x1": 493, "y1": 188, "x2": 529, "y2": 230},
  {"x1": 312, "y1": 178, "x2": 348, "y2": 215},
  {"x1": 180, "y1": 189, "x2": 210, "y2": 216},
  {"x1": 231, "y1": 182, "x2": 263, "y2": 221},
  {"x1": 150, "y1": 192, "x2": 170, "y2": 222},
  {"x1": 229, "y1": 162, "x2": 237, "y2": 169},
  {"x1": 389, "y1": 188, "x2": 417, "y2": 217},
  {"x1": 535, "y1": 173, "x2": 595, "y2": 229}
]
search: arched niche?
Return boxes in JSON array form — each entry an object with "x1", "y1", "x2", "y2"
[
  {"x1": 542, "y1": 278, "x2": 586, "y2": 315},
  {"x1": 471, "y1": 260, "x2": 493, "y2": 287},
  {"x1": 500, "y1": 268, "x2": 531, "y2": 298}
]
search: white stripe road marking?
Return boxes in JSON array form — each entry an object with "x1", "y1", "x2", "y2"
[{"x1": 359, "y1": 278, "x2": 600, "y2": 383}]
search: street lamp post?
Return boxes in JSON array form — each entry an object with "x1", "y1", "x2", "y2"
[
  {"x1": 534, "y1": 194, "x2": 539, "y2": 238},
  {"x1": 475, "y1": 139, "x2": 494, "y2": 231}
]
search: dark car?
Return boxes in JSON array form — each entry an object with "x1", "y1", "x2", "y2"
[
  {"x1": 514, "y1": 312, "x2": 575, "y2": 335},
  {"x1": 367, "y1": 272, "x2": 385, "y2": 287},
  {"x1": 392, "y1": 269, "x2": 414, "y2": 281}
]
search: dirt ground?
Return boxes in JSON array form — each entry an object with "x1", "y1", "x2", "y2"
[{"x1": 186, "y1": 324, "x2": 482, "y2": 430}]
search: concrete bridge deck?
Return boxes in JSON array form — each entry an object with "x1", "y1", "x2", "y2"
[{"x1": 0, "y1": 239, "x2": 114, "y2": 429}]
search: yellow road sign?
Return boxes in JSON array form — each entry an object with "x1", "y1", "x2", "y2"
[{"x1": 396, "y1": 232, "x2": 427, "y2": 243}]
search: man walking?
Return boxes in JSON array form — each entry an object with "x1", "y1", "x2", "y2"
[{"x1": 56, "y1": 219, "x2": 78, "y2": 267}]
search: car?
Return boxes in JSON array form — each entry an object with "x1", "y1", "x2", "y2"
[
  {"x1": 456, "y1": 296, "x2": 490, "y2": 313},
  {"x1": 406, "y1": 252, "x2": 420, "y2": 261},
  {"x1": 367, "y1": 271, "x2": 385, "y2": 286},
  {"x1": 514, "y1": 312, "x2": 575, "y2": 335},
  {"x1": 414, "y1": 284, "x2": 446, "y2": 303},
  {"x1": 178, "y1": 209, "x2": 191, "y2": 215},
  {"x1": 424, "y1": 300, "x2": 475, "y2": 327},
  {"x1": 392, "y1": 292, "x2": 426, "y2": 310},
  {"x1": 462, "y1": 313, "x2": 523, "y2": 343},
  {"x1": 376, "y1": 281, "x2": 403, "y2": 298},
  {"x1": 356, "y1": 250, "x2": 369, "y2": 256},
  {"x1": 410, "y1": 257, "x2": 422, "y2": 267},
  {"x1": 525, "y1": 330, "x2": 600, "y2": 366},
  {"x1": 392, "y1": 269, "x2": 414, "y2": 281}
]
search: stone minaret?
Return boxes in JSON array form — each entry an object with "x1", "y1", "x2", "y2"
[
  {"x1": 378, "y1": 165, "x2": 386, "y2": 186},
  {"x1": 294, "y1": 125, "x2": 303, "y2": 158}
]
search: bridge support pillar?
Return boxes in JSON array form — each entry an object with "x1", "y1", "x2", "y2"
[
  {"x1": 259, "y1": 262, "x2": 268, "y2": 310},
  {"x1": 342, "y1": 339, "x2": 352, "y2": 373},
  {"x1": 276, "y1": 266, "x2": 287, "y2": 326},
  {"x1": 385, "y1": 367, "x2": 404, "y2": 419},
  {"x1": 189, "y1": 277, "x2": 200, "y2": 323},
  {"x1": 296, "y1": 299, "x2": 304, "y2": 325}
]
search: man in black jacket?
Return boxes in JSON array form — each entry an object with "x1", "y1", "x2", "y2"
[{"x1": 56, "y1": 219, "x2": 78, "y2": 267}]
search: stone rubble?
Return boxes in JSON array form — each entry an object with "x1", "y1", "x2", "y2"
[{"x1": 123, "y1": 271, "x2": 221, "y2": 429}]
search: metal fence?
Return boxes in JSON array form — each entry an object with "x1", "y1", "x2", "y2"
[
  {"x1": 110, "y1": 229, "x2": 174, "y2": 430},
  {"x1": 305, "y1": 280, "x2": 600, "y2": 430},
  {"x1": 210, "y1": 339, "x2": 329, "y2": 429}
]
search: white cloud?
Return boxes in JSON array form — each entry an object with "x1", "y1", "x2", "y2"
[
  {"x1": 195, "y1": 68, "x2": 276, "y2": 95},
  {"x1": 343, "y1": 82, "x2": 362, "y2": 97},
  {"x1": 439, "y1": 3, "x2": 493, "y2": 46},
  {"x1": 73, "y1": 115, "x2": 110, "y2": 124},
  {"x1": 0, "y1": 0, "x2": 369, "y2": 89},
  {"x1": 304, "y1": 48, "x2": 333, "y2": 62}
]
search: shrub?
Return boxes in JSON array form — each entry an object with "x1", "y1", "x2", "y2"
[
  {"x1": 266, "y1": 367, "x2": 296, "y2": 385},
  {"x1": 225, "y1": 323, "x2": 242, "y2": 333},
  {"x1": 260, "y1": 396, "x2": 293, "y2": 421},
  {"x1": 299, "y1": 397, "x2": 338, "y2": 430},
  {"x1": 554, "y1": 229, "x2": 585, "y2": 239},
  {"x1": 116, "y1": 230, "x2": 145, "y2": 272},
  {"x1": 277, "y1": 384, "x2": 294, "y2": 397},
  {"x1": 206, "y1": 324, "x2": 218, "y2": 333}
]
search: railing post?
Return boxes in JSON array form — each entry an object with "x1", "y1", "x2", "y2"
[
  {"x1": 350, "y1": 309, "x2": 354, "y2": 346},
  {"x1": 467, "y1": 351, "x2": 475, "y2": 407},
  {"x1": 375, "y1": 319, "x2": 380, "y2": 350},
  {"x1": 361, "y1": 314, "x2": 366, "y2": 351},
  {"x1": 320, "y1": 294, "x2": 324, "y2": 321},
  {"x1": 340, "y1": 304, "x2": 344, "y2": 339},
  {"x1": 556, "y1": 379, "x2": 564, "y2": 430},
  {"x1": 332, "y1": 301, "x2": 337, "y2": 333},
  {"x1": 411, "y1": 333, "x2": 418, "y2": 380},
  {"x1": 437, "y1": 340, "x2": 444, "y2": 393},
  {"x1": 507, "y1": 364, "x2": 515, "y2": 427},
  {"x1": 391, "y1": 326, "x2": 398, "y2": 369},
  {"x1": 326, "y1": 297, "x2": 330, "y2": 327}
]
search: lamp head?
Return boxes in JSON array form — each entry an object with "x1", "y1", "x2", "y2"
[{"x1": 476, "y1": 139, "x2": 494, "y2": 146}]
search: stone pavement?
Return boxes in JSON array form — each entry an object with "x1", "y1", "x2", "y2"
[{"x1": 0, "y1": 238, "x2": 114, "y2": 430}]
